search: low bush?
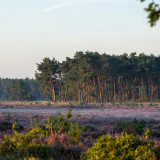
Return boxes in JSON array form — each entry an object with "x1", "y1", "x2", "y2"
[
  {"x1": 66, "y1": 108, "x2": 72, "y2": 119},
  {"x1": 115, "y1": 119, "x2": 146, "y2": 135},
  {"x1": 82, "y1": 133, "x2": 157, "y2": 160},
  {"x1": 0, "y1": 121, "x2": 12, "y2": 131},
  {"x1": 125, "y1": 102, "x2": 138, "y2": 107}
]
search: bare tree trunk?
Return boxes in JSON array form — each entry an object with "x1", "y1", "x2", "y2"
[{"x1": 52, "y1": 86, "x2": 56, "y2": 102}]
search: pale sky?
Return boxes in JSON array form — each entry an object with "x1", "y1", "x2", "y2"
[{"x1": 0, "y1": 0, "x2": 160, "y2": 78}]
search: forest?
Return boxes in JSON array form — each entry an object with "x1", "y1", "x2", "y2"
[
  {"x1": 0, "y1": 78, "x2": 44, "y2": 101},
  {"x1": 1, "y1": 52, "x2": 160, "y2": 103},
  {"x1": 36, "y1": 51, "x2": 160, "y2": 103}
]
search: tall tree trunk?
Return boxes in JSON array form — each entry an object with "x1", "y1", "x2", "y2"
[
  {"x1": 114, "y1": 80, "x2": 116, "y2": 102},
  {"x1": 52, "y1": 86, "x2": 56, "y2": 102}
]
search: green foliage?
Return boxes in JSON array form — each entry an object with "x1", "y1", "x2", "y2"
[
  {"x1": 115, "y1": 120, "x2": 127, "y2": 128},
  {"x1": 0, "y1": 121, "x2": 12, "y2": 131},
  {"x1": 153, "y1": 146, "x2": 160, "y2": 160},
  {"x1": 132, "y1": 119, "x2": 146, "y2": 134},
  {"x1": 115, "y1": 119, "x2": 146, "y2": 134},
  {"x1": 30, "y1": 115, "x2": 69, "y2": 136},
  {"x1": 27, "y1": 144, "x2": 51, "y2": 159},
  {"x1": 0, "y1": 132, "x2": 50, "y2": 159},
  {"x1": 69, "y1": 102, "x2": 73, "y2": 106},
  {"x1": 35, "y1": 57, "x2": 61, "y2": 101},
  {"x1": 0, "y1": 78, "x2": 44, "y2": 101},
  {"x1": 9, "y1": 79, "x2": 36, "y2": 101},
  {"x1": 60, "y1": 52, "x2": 160, "y2": 103},
  {"x1": 80, "y1": 102, "x2": 85, "y2": 105},
  {"x1": 140, "y1": 103, "x2": 143, "y2": 107},
  {"x1": 149, "y1": 103, "x2": 158, "y2": 106},
  {"x1": 0, "y1": 111, "x2": 84, "y2": 160},
  {"x1": 2, "y1": 52, "x2": 160, "y2": 103},
  {"x1": 125, "y1": 102, "x2": 138, "y2": 107},
  {"x1": 10, "y1": 105, "x2": 14, "y2": 109},
  {"x1": 144, "y1": 128, "x2": 153, "y2": 139},
  {"x1": 140, "y1": 0, "x2": 160, "y2": 27},
  {"x1": 82, "y1": 133, "x2": 157, "y2": 160},
  {"x1": 68, "y1": 122, "x2": 84, "y2": 144},
  {"x1": 66, "y1": 108, "x2": 72, "y2": 119}
]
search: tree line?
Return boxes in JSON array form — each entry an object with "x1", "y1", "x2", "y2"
[
  {"x1": 35, "y1": 51, "x2": 160, "y2": 103},
  {"x1": 0, "y1": 78, "x2": 44, "y2": 101}
]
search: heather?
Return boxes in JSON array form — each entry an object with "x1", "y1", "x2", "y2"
[{"x1": 0, "y1": 104, "x2": 160, "y2": 160}]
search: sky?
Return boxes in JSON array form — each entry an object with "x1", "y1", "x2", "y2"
[{"x1": 0, "y1": 0, "x2": 160, "y2": 79}]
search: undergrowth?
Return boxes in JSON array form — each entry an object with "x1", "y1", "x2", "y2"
[
  {"x1": 0, "y1": 109, "x2": 160, "y2": 160},
  {"x1": 0, "y1": 109, "x2": 84, "y2": 160},
  {"x1": 115, "y1": 118, "x2": 146, "y2": 135}
]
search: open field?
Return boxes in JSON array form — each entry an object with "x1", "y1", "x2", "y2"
[
  {"x1": 0, "y1": 101, "x2": 160, "y2": 137},
  {"x1": 1, "y1": 101, "x2": 160, "y2": 134},
  {"x1": 1, "y1": 101, "x2": 160, "y2": 119}
]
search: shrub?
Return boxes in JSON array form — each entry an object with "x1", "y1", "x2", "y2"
[
  {"x1": 140, "y1": 103, "x2": 143, "y2": 106},
  {"x1": 68, "y1": 122, "x2": 84, "y2": 144},
  {"x1": 132, "y1": 118, "x2": 146, "y2": 134},
  {"x1": 82, "y1": 133, "x2": 157, "y2": 160},
  {"x1": 144, "y1": 128, "x2": 153, "y2": 139},
  {"x1": 43, "y1": 116, "x2": 69, "y2": 135},
  {"x1": 80, "y1": 102, "x2": 85, "y2": 105},
  {"x1": 115, "y1": 119, "x2": 146, "y2": 135},
  {"x1": 0, "y1": 121, "x2": 12, "y2": 131},
  {"x1": 27, "y1": 143, "x2": 51, "y2": 158},
  {"x1": 153, "y1": 146, "x2": 160, "y2": 159},
  {"x1": 148, "y1": 103, "x2": 158, "y2": 106},
  {"x1": 66, "y1": 108, "x2": 72, "y2": 119},
  {"x1": 125, "y1": 102, "x2": 138, "y2": 107}
]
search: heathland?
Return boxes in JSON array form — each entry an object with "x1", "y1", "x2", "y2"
[
  {"x1": 0, "y1": 101, "x2": 160, "y2": 159},
  {"x1": 1, "y1": 52, "x2": 160, "y2": 159}
]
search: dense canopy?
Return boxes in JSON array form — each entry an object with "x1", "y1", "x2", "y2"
[
  {"x1": 36, "y1": 52, "x2": 160, "y2": 103},
  {"x1": 0, "y1": 78, "x2": 44, "y2": 101}
]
